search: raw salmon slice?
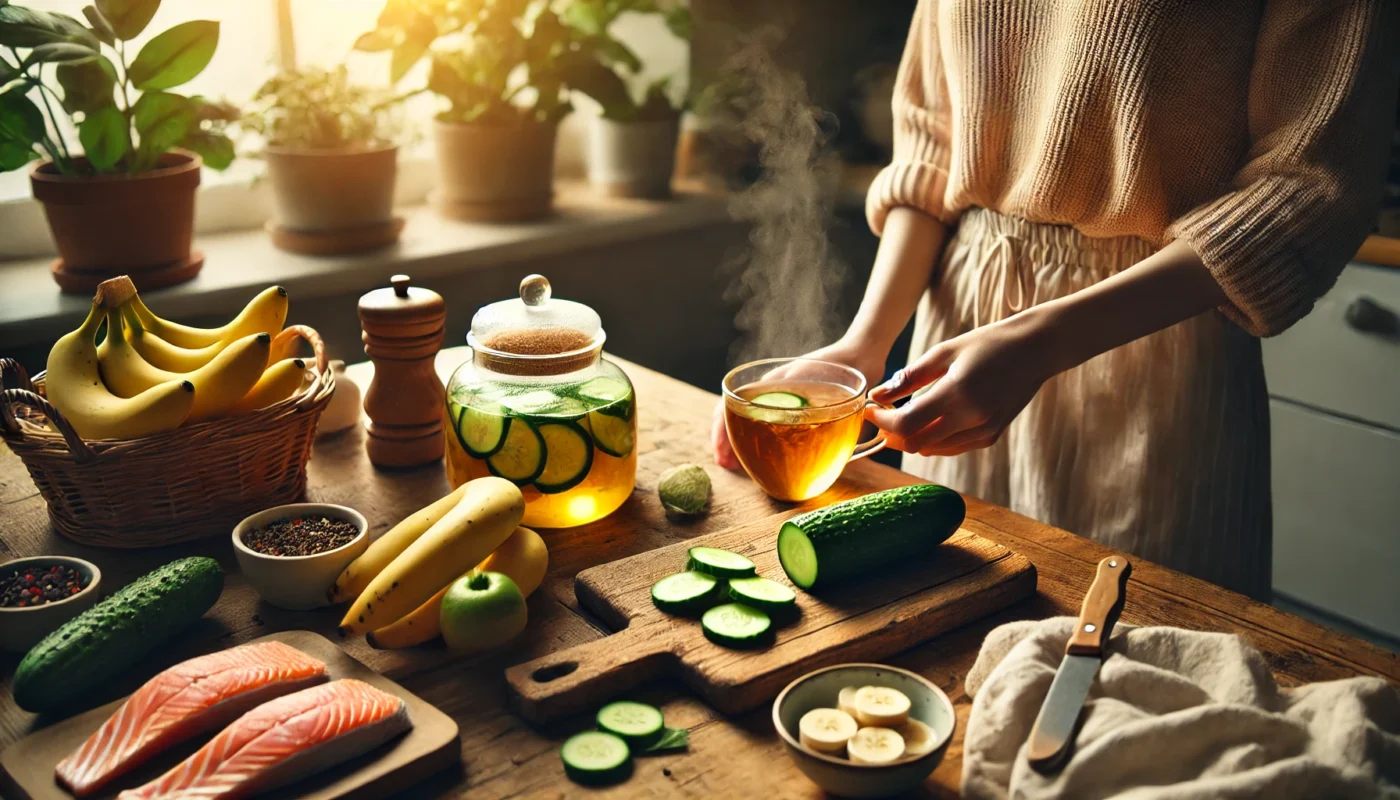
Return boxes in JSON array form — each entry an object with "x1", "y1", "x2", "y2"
[
  {"x1": 56, "y1": 641, "x2": 328, "y2": 797},
  {"x1": 118, "y1": 679, "x2": 411, "y2": 800}
]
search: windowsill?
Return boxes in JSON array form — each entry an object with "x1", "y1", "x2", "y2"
[{"x1": 0, "y1": 181, "x2": 731, "y2": 349}]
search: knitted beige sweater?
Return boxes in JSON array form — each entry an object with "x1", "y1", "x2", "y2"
[{"x1": 867, "y1": 0, "x2": 1400, "y2": 336}]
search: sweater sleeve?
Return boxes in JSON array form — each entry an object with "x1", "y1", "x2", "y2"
[
  {"x1": 865, "y1": 0, "x2": 956, "y2": 236},
  {"x1": 1168, "y1": 0, "x2": 1400, "y2": 337}
]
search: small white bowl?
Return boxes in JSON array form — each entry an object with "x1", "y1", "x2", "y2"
[
  {"x1": 774, "y1": 663, "x2": 956, "y2": 798},
  {"x1": 233, "y1": 503, "x2": 369, "y2": 610},
  {"x1": 0, "y1": 556, "x2": 102, "y2": 653}
]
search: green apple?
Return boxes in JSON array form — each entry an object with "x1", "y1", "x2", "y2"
[{"x1": 440, "y1": 570, "x2": 528, "y2": 654}]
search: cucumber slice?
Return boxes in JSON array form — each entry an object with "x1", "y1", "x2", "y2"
[
  {"x1": 596, "y1": 701, "x2": 665, "y2": 748},
  {"x1": 576, "y1": 376, "x2": 631, "y2": 407},
  {"x1": 651, "y1": 571, "x2": 721, "y2": 615},
  {"x1": 750, "y1": 391, "x2": 808, "y2": 409},
  {"x1": 701, "y1": 603, "x2": 773, "y2": 649},
  {"x1": 588, "y1": 410, "x2": 635, "y2": 458},
  {"x1": 458, "y1": 406, "x2": 511, "y2": 458},
  {"x1": 486, "y1": 419, "x2": 546, "y2": 485},
  {"x1": 501, "y1": 389, "x2": 571, "y2": 417},
  {"x1": 448, "y1": 401, "x2": 466, "y2": 428},
  {"x1": 535, "y1": 396, "x2": 590, "y2": 419},
  {"x1": 534, "y1": 419, "x2": 594, "y2": 494},
  {"x1": 687, "y1": 547, "x2": 756, "y2": 578},
  {"x1": 727, "y1": 576, "x2": 797, "y2": 614},
  {"x1": 561, "y1": 731, "x2": 632, "y2": 786}
]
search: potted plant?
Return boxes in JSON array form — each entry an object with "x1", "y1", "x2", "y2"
[
  {"x1": 563, "y1": 0, "x2": 691, "y2": 199},
  {"x1": 0, "y1": 0, "x2": 234, "y2": 292},
  {"x1": 242, "y1": 66, "x2": 403, "y2": 254}
]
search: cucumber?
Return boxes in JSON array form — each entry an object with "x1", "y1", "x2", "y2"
[
  {"x1": 727, "y1": 576, "x2": 797, "y2": 615},
  {"x1": 750, "y1": 391, "x2": 808, "y2": 408},
  {"x1": 13, "y1": 557, "x2": 223, "y2": 713},
  {"x1": 487, "y1": 418, "x2": 546, "y2": 485},
  {"x1": 651, "y1": 571, "x2": 722, "y2": 615},
  {"x1": 777, "y1": 484, "x2": 966, "y2": 591},
  {"x1": 500, "y1": 389, "x2": 566, "y2": 416},
  {"x1": 588, "y1": 410, "x2": 635, "y2": 458},
  {"x1": 576, "y1": 376, "x2": 631, "y2": 408},
  {"x1": 561, "y1": 731, "x2": 632, "y2": 786},
  {"x1": 596, "y1": 701, "x2": 664, "y2": 748},
  {"x1": 687, "y1": 546, "x2": 756, "y2": 578},
  {"x1": 458, "y1": 405, "x2": 510, "y2": 458},
  {"x1": 701, "y1": 603, "x2": 773, "y2": 649},
  {"x1": 534, "y1": 419, "x2": 594, "y2": 494}
]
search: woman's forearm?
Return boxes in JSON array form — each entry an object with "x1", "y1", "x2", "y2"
[{"x1": 844, "y1": 207, "x2": 948, "y2": 355}]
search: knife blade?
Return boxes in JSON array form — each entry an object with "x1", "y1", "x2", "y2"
[{"x1": 1026, "y1": 554, "x2": 1132, "y2": 772}]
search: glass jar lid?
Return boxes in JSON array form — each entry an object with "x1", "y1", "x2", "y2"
[{"x1": 468, "y1": 275, "x2": 604, "y2": 374}]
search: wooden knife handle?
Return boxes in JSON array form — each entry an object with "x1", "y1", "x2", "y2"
[{"x1": 1065, "y1": 555, "x2": 1131, "y2": 657}]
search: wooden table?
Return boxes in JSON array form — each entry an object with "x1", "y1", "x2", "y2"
[{"x1": 2, "y1": 350, "x2": 1397, "y2": 799}]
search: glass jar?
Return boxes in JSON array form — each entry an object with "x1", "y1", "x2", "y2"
[{"x1": 443, "y1": 275, "x2": 637, "y2": 528}]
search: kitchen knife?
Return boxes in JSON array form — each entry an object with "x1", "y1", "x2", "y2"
[{"x1": 1026, "y1": 554, "x2": 1132, "y2": 772}]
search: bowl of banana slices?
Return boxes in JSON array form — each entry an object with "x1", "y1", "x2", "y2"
[{"x1": 773, "y1": 663, "x2": 955, "y2": 798}]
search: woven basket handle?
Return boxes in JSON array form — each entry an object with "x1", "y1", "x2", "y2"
[
  {"x1": 0, "y1": 388, "x2": 96, "y2": 462},
  {"x1": 0, "y1": 358, "x2": 35, "y2": 437},
  {"x1": 269, "y1": 326, "x2": 329, "y2": 408}
]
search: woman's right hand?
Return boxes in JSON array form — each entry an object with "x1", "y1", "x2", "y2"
[{"x1": 711, "y1": 338, "x2": 888, "y2": 471}]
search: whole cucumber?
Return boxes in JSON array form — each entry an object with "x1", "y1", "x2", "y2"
[{"x1": 13, "y1": 557, "x2": 223, "y2": 712}]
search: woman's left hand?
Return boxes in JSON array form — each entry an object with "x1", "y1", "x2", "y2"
[{"x1": 866, "y1": 312, "x2": 1061, "y2": 456}]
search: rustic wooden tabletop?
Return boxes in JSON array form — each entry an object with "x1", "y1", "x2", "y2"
[{"x1": 2, "y1": 349, "x2": 1396, "y2": 799}]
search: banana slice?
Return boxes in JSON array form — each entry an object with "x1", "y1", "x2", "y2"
[
  {"x1": 798, "y1": 708, "x2": 857, "y2": 754},
  {"x1": 846, "y1": 726, "x2": 906, "y2": 765},
  {"x1": 837, "y1": 686, "x2": 861, "y2": 718},
  {"x1": 894, "y1": 717, "x2": 938, "y2": 758},
  {"x1": 853, "y1": 686, "x2": 911, "y2": 728}
]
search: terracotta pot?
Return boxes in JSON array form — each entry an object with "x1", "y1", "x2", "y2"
[
  {"x1": 431, "y1": 118, "x2": 558, "y2": 222},
  {"x1": 587, "y1": 115, "x2": 680, "y2": 199},
  {"x1": 264, "y1": 144, "x2": 398, "y2": 232},
  {"x1": 30, "y1": 151, "x2": 200, "y2": 282}
]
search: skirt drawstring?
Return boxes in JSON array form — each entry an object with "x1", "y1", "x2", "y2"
[{"x1": 971, "y1": 232, "x2": 1032, "y2": 328}]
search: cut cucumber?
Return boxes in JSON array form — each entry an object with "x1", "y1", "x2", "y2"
[
  {"x1": 651, "y1": 571, "x2": 721, "y2": 615},
  {"x1": 501, "y1": 389, "x2": 583, "y2": 418},
  {"x1": 486, "y1": 419, "x2": 546, "y2": 485},
  {"x1": 448, "y1": 401, "x2": 465, "y2": 428},
  {"x1": 561, "y1": 731, "x2": 632, "y2": 786},
  {"x1": 527, "y1": 396, "x2": 591, "y2": 420},
  {"x1": 750, "y1": 391, "x2": 808, "y2": 409},
  {"x1": 534, "y1": 419, "x2": 594, "y2": 494},
  {"x1": 576, "y1": 376, "x2": 632, "y2": 410},
  {"x1": 777, "y1": 484, "x2": 966, "y2": 591},
  {"x1": 687, "y1": 546, "x2": 756, "y2": 578},
  {"x1": 701, "y1": 603, "x2": 773, "y2": 649},
  {"x1": 596, "y1": 701, "x2": 665, "y2": 748},
  {"x1": 458, "y1": 406, "x2": 511, "y2": 458},
  {"x1": 727, "y1": 576, "x2": 797, "y2": 614},
  {"x1": 588, "y1": 410, "x2": 635, "y2": 458}
]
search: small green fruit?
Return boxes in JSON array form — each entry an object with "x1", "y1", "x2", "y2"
[
  {"x1": 439, "y1": 570, "x2": 528, "y2": 655},
  {"x1": 658, "y1": 463, "x2": 710, "y2": 515}
]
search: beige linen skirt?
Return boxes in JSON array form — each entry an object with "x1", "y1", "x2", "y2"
[{"x1": 905, "y1": 208, "x2": 1272, "y2": 599}]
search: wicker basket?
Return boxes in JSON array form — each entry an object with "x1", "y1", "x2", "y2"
[{"x1": 0, "y1": 327, "x2": 335, "y2": 548}]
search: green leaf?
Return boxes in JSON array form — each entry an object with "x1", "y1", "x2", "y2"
[
  {"x1": 129, "y1": 20, "x2": 219, "y2": 91},
  {"x1": 562, "y1": 53, "x2": 633, "y2": 120},
  {"x1": 0, "y1": 138, "x2": 38, "y2": 171},
  {"x1": 663, "y1": 6, "x2": 691, "y2": 41},
  {"x1": 560, "y1": 0, "x2": 609, "y2": 36},
  {"x1": 132, "y1": 89, "x2": 193, "y2": 156},
  {"x1": 586, "y1": 35, "x2": 641, "y2": 73},
  {"x1": 56, "y1": 55, "x2": 117, "y2": 113},
  {"x1": 640, "y1": 727, "x2": 689, "y2": 754},
  {"x1": 20, "y1": 42, "x2": 99, "y2": 68},
  {"x1": 0, "y1": 60, "x2": 17, "y2": 85},
  {"x1": 83, "y1": 5, "x2": 116, "y2": 45},
  {"x1": 78, "y1": 104, "x2": 127, "y2": 168},
  {"x1": 0, "y1": 7, "x2": 96, "y2": 48},
  {"x1": 353, "y1": 28, "x2": 397, "y2": 52},
  {"x1": 96, "y1": 0, "x2": 159, "y2": 41},
  {"x1": 0, "y1": 85, "x2": 47, "y2": 144},
  {"x1": 181, "y1": 128, "x2": 232, "y2": 169},
  {"x1": 389, "y1": 13, "x2": 436, "y2": 82},
  {"x1": 189, "y1": 95, "x2": 239, "y2": 122}
]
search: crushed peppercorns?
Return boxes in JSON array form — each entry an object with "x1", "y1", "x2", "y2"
[
  {"x1": 0, "y1": 564, "x2": 88, "y2": 608},
  {"x1": 241, "y1": 516, "x2": 359, "y2": 557}
]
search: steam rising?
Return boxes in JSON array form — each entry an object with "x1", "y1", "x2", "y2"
[{"x1": 719, "y1": 34, "x2": 846, "y2": 365}]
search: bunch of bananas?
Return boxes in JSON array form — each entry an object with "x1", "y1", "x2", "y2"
[{"x1": 44, "y1": 276, "x2": 312, "y2": 440}]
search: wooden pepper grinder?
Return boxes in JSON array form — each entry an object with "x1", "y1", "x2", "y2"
[{"x1": 358, "y1": 274, "x2": 445, "y2": 468}]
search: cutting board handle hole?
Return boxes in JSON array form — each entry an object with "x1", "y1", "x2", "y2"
[{"x1": 531, "y1": 662, "x2": 579, "y2": 683}]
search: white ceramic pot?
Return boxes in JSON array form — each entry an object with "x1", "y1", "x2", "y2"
[
  {"x1": 264, "y1": 145, "x2": 398, "y2": 232},
  {"x1": 0, "y1": 556, "x2": 102, "y2": 652},
  {"x1": 431, "y1": 118, "x2": 558, "y2": 222},
  {"x1": 586, "y1": 115, "x2": 680, "y2": 199},
  {"x1": 233, "y1": 503, "x2": 369, "y2": 610}
]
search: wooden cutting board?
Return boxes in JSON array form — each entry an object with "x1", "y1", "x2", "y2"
[
  {"x1": 0, "y1": 631, "x2": 460, "y2": 800},
  {"x1": 506, "y1": 518, "x2": 1037, "y2": 723}
]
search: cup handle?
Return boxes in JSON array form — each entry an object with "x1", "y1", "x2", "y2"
[{"x1": 849, "y1": 399, "x2": 890, "y2": 462}]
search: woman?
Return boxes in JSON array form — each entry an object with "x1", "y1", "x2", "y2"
[{"x1": 714, "y1": 1, "x2": 1399, "y2": 599}]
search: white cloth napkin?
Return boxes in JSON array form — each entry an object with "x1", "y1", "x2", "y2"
[{"x1": 961, "y1": 618, "x2": 1400, "y2": 799}]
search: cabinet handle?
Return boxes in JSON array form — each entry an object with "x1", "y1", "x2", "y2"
[{"x1": 1344, "y1": 296, "x2": 1399, "y2": 336}]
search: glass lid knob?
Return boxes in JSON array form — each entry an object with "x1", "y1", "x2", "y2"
[{"x1": 520, "y1": 274, "x2": 551, "y2": 306}]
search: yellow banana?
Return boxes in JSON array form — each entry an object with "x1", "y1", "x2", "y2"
[
  {"x1": 367, "y1": 526, "x2": 547, "y2": 650},
  {"x1": 129, "y1": 285, "x2": 288, "y2": 350},
  {"x1": 124, "y1": 322, "x2": 225, "y2": 373},
  {"x1": 328, "y1": 483, "x2": 472, "y2": 603},
  {"x1": 98, "y1": 307, "x2": 271, "y2": 421},
  {"x1": 338, "y1": 477, "x2": 524, "y2": 637},
  {"x1": 227, "y1": 358, "x2": 307, "y2": 414},
  {"x1": 43, "y1": 303, "x2": 196, "y2": 440}
]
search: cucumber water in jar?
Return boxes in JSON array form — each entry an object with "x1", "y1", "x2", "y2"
[{"x1": 444, "y1": 275, "x2": 637, "y2": 528}]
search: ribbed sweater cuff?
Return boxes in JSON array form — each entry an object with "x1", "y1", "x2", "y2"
[{"x1": 866, "y1": 154, "x2": 954, "y2": 235}]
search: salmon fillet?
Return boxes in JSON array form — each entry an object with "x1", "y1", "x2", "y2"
[
  {"x1": 56, "y1": 641, "x2": 328, "y2": 797},
  {"x1": 117, "y1": 679, "x2": 411, "y2": 800}
]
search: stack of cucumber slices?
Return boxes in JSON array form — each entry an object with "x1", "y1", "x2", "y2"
[
  {"x1": 650, "y1": 546, "x2": 798, "y2": 649},
  {"x1": 560, "y1": 700, "x2": 688, "y2": 786},
  {"x1": 450, "y1": 376, "x2": 635, "y2": 495}
]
